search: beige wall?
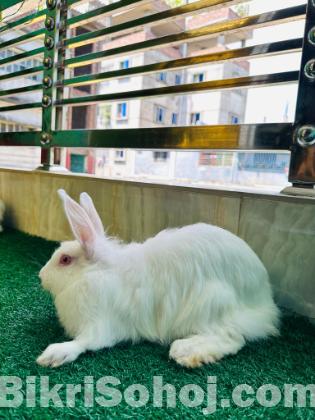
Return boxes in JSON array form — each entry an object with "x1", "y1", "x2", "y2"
[
  {"x1": 0, "y1": 168, "x2": 240, "y2": 241},
  {"x1": 1, "y1": 167, "x2": 315, "y2": 319}
]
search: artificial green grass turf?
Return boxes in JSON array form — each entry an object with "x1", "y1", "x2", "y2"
[{"x1": 0, "y1": 227, "x2": 315, "y2": 419}]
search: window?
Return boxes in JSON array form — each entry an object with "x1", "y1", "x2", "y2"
[
  {"x1": 0, "y1": 121, "x2": 31, "y2": 132},
  {"x1": 6, "y1": 50, "x2": 13, "y2": 72},
  {"x1": 73, "y1": 27, "x2": 93, "y2": 93},
  {"x1": 72, "y1": 106, "x2": 88, "y2": 129},
  {"x1": 153, "y1": 151, "x2": 169, "y2": 162},
  {"x1": 99, "y1": 104, "x2": 111, "y2": 127},
  {"x1": 254, "y1": 153, "x2": 276, "y2": 168},
  {"x1": 175, "y1": 74, "x2": 181, "y2": 85},
  {"x1": 155, "y1": 107, "x2": 164, "y2": 123},
  {"x1": 231, "y1": 115, "x2": 239, "y2": 124},
  {"x1": 117, "y1": 102, "x2": 128, "y2": 119},
  {"x1": 190, "y1": 113, "x2": 200, "y2": 125},
  {"x1": 119, "y1": 60, "x2": 130, "y2": 83},
  {"x1": 114, "y1": 150, "x2": 125, "y2": 164},
  {"x1": 31, "y1": 60, "x2": 40, "y2": 81},
  {"x1": 193, "y1": 73, "x2": 204, "y2": 83},
  {"x1": 238, "y1": 153, "x2": 289, "y2": 171},
  {"x1": 101, "y1": 65, "x2": 113, "y2": 87},
  {"x1": 115, "y1": 150, "x2": 125, "y2": 161},
  {"x1": 199, "y1": 152, "x2": 233, "y2": 167},
  {"x1": 54, "y1": 148, "x2": 61, "y2": 165},
  {"x1": 172, "y1": 113, "x2": 178, "y2": 125},
  {"x1": 158, "y1": 73, "x2": 168, "y2": 83},
  {"x1": 119, "y1": 60, "x2": 129, "y2": 69},
  {"x1": 12, "y1": 60, "x2": 31, "y2": 75},
  {"x1": 115, "y1": 150, "x2": 124, "y2": 158}
]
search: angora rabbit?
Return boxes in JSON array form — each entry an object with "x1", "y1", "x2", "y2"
[
  {"x1": 37, "y1": 189, "x2": 280, "y2": 368},
  {"x1": 0, "y1": 199, "x2": 5, "y2": 232}
]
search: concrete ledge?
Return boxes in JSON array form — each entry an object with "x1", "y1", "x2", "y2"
[{"x1": 1, "y1": 166, "x2": 315, "y2": 206}]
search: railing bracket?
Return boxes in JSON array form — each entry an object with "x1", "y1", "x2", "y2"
[
  {"x1": 40, "y1": 133, "x2": 52, "y2": 145},
  {"x1": 281, "y1": 186, "x2": 315, "y2": 197}
]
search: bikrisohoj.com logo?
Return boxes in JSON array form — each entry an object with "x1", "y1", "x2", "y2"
[{"x1": 1, "y1": 376, "x2": 314, "y2": 413}]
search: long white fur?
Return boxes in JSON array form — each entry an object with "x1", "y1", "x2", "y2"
[
  {"x1": 0, "y1": 199, "x2": 5, "y2": 233},
  {"x1": 37, "y1": 190, "x2": 280, "y2": 368}
]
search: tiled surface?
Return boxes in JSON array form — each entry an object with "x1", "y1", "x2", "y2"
[{"x1": 238, "y1": 198, "x2": 315, "y2": 318}]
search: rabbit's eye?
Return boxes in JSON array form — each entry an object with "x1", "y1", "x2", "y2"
[{"x1": 60, "y1": 255, "x2": 72, "y2": 266}]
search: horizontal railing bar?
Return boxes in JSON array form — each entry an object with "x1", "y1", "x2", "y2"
[
  {"x1": 0, "y1": 66, "x2": 43, "y2": 82},
  {"x1": 67, "y1": 0, "x2": 133, "y2": 9},
  {"x1": 67, "y1": 0, "x2": 156, "y2": 29},
  {"x1": 62, "y1": 4, "x2": 306, "y2": 68},
  {"x1": 0, "y1": 0, "x2": 24, "y2": 12},
  {"x1": 53, "y1": 123, "x2": 294, "y2": 150},
  {"x1": 0, "y1": 28, "x2": 45, "y2": 51},
  {"x1": 0, "y1": 102, "x2": 42, "y2": 112},
  {"x1": 0, "y1": 84, "x2": 42, "y2": 98},
  {"x1": 59, "y1": 38, "x2": 302, "y2": 88},
  {"x1": 57, "y1": 71, "x2": 299, "y2": 107},
  {"x1": 0, "y1": 47, "x2": 44, "y2": 69},
  {"x1": 64, "y1": 0, "x2": 251, "y2": 45},
  {"x1": 0, "y1": 8, "x2": 46, "y2": 36},
  {"x1": 0, "y1": 131, "x2": 41, "y2": 146},
  {"x1": 0, "y1": 123, "x2": 293, "y2": 151}
]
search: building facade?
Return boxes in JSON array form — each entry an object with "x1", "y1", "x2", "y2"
[{"x1": 92, "y1": 3, "x2": 253, "y2": 182}]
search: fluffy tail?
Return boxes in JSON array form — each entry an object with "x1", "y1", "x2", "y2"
[{"x1": 231, "y1": 303, "x2": 281, "y2": 341}]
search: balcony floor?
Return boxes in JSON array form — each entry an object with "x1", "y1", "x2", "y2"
[{"x1": 1, "y1": 228, "x2": 315, "y2": 418}]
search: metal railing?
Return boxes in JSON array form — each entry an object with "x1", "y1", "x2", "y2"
[{"x1": 0, "y1": 0, "x2": 314, "y2": 187}]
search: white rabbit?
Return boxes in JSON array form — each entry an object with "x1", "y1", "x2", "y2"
[
  {"x1": 37, "y1": 189, "x2": 280, "y2": 368},
  {"x1": 0, "y1": 199, "x2": 5, "y2": 233}
]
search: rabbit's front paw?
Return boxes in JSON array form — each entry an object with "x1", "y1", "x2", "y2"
[
  {"x1": 170, "y1": 338, "x2": 209, "y2": 368},
  {"x1": 170, "y1": 333, "x2": 244, "y2": 368},
  {"x1": 36, "y1": 341, "x2": 82, "y2": 368}
]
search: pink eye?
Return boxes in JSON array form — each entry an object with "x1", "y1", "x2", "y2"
[{"x1": 59, "y1": 255, "x2": 72, "y2": 266}]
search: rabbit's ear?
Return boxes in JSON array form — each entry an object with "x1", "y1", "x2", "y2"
[
  {"x1": 79, "y1": 192, "x2": 104, "y2": 236},
  {"x1": 58, "y1": 189, "x2": 97, "y2": 259}
]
